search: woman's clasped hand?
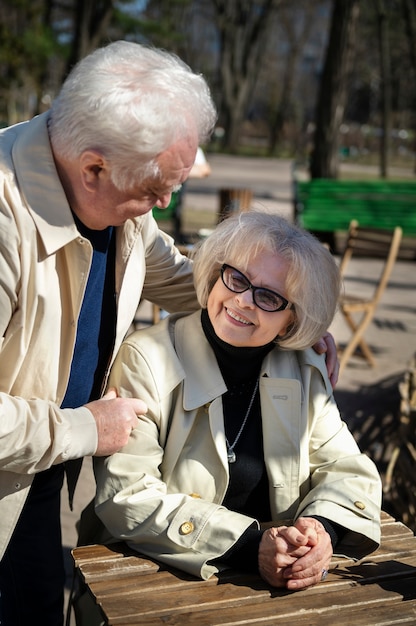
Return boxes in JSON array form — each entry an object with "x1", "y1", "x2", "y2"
[{"x1": 258, "y1": 517, "x2": 333, "y2": 589}]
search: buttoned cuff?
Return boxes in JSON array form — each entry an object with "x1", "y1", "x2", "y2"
[{"x1": 62, "y1": 407, "x2": 98, "y2": 459}]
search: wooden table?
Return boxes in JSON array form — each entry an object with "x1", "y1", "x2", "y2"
[{"x1": 72, "y1": 512, "x2": 416, "y2": 625}]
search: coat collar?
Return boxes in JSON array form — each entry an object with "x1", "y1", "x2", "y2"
[
  {"x1": 11, "y1": 113, "x2": 80, "y2": 255},
  {"x1": 170, "y1": 311, "x2": 331, "y2": 409},
  {"x1": 173, "y1": 311, "x2": 227, "y2": 411}
]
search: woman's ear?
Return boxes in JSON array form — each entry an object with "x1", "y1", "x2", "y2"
[{"x1": 276, "y1": 313, "x2": 296, "y2": 340}]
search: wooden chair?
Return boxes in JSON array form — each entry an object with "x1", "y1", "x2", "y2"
[
  {"x1": 384, "y1": 352, "x2": 416, "y2": 532},
  {"x1": 338, "y1": 219, "x2": 403, "y2": 374}
]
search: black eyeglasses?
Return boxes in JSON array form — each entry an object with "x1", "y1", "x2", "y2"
[{"x1": 220, "y1": 264, "x2": 293, "y2": 313}]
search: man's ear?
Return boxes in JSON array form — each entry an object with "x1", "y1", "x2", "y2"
[{"x1": 79, "y1": 151, "x2": 109, "y2": 190}]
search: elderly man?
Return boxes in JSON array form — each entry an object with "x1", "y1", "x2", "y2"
[{"x1": 0, "y1": 40, "x2": 216, "y2": 626}]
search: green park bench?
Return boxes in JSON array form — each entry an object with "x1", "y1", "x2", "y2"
[{"x1": 294, "y1": 178, "x2": 416, "y2": 256}]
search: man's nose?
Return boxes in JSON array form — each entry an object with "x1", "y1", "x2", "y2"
[{"x1": 154, "y1": 192, "x2": 172, "y2": 209}]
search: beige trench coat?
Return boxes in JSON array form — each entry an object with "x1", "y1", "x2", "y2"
[
  {"x1": 0, "y1": 113, "x2": 197, "y2": 558},
  {"x1": 94, "y1": 311, "x2": 382, "y2": 580}
]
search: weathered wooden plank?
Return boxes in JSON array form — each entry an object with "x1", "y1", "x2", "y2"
[
  {"x1": 91, "y1": 572, "x2": 273, "y2": 616},
  {"x1": 81, "y1": 567, "x2": 220, "y2": 598},
  {"x1": 364, "y1": 534, "x2": 416, "y2": 562},
  {"x1": 75, "y1": 554, "x2": 162, "y2": 583},
  {"x1": 100, "y1": 575, "x2": 416, "y2": 625},
  {"x1": 271, "y1": 600, "x2": 416, "y2": 626},
  {"x1": 73, "y1": 543, "x2": 134, "y2": 565},
  {"x1": 112, "y1": 601, "x2": 416, "y2": 626},
  {"x1": 378, "y1": 519, "x2": 414, "y2": 535}
]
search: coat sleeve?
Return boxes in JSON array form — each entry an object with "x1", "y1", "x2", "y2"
[
  {"x1": 0, "y1": 396, "x2": 97, "y2": 472},
  {"x1": 140, "y1": 217, "x2": 199, "y2": 314},
  {"x1": 0, "y1": 194, "x2": 97, "y2": 472},
  {"x1": 94, "y1": 335, "x2": 257, "y2": 580},
  {"x1": 295, "y1": 363, "x2": 382, "y2": 559}
]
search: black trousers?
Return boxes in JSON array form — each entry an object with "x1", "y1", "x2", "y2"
[{"x1": 0, "y1": 465, "x2": 66, "y2": 626}]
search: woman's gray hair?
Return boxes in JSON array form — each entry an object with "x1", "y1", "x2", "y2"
[
  {"x1": 192, "y1": 210, "x2": 341, "y2": 350},
  {"x1": 48, "y1": 41, "x2": 217, "y2": 191}
]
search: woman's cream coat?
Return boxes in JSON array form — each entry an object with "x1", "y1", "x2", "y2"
[
  {"x1": 0, "y1": 113, "x2": 197, "y2": 559},
  {"x1": 95, "y1": 311, "x2": 382, "y2": 580}
]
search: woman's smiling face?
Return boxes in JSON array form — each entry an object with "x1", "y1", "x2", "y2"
[{"x1": 207, "y1": 250, "x2": 294, "y2": 347}]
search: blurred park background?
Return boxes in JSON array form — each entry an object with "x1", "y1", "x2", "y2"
[{"x1": 2, "y1": 0, "x2": 416, "y2": 181}]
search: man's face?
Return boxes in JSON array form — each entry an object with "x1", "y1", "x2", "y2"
[{"x1": 74, "y1": 136, "x2": 197, "y2": 230}]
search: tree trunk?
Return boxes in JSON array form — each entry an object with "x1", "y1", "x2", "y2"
[
  {"x1": 377, "y1": 0, "x2": 391, "y2": 179},
  {"x1": 212, "y1": 0, "x2": 276, "y2": 153},
  {"x1": 65, "y1": 0, "x2": 115, "y2": 76},
  {"x1": 268, "y1": 2, "x2": 318, "y2": 155},
  {"x1": 401, "y1": 0, "x2": 416, "y2": 174},
  {"x1": 309, "y1": 0, "x2": 360, "y2": 179}
]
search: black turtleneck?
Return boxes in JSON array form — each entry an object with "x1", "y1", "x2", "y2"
[{"x1": 201, "y1": 308, "x2": 274, "y2": 521}]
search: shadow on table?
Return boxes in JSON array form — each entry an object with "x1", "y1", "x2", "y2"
[{"x1": 331, "y1": 559, "x2": 416, "y2": 599}]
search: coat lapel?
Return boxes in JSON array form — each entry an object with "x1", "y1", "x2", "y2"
[{"x1": 161, "y1": 312, "x2": 229, "y2": 490}]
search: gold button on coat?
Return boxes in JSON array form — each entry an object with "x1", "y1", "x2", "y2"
[
  {"x1": 354, "y1": 501, "x2": 366, "y2": 510},
  {"x1": 179, "y1": 521, "x2": 194, "y2": 535}
]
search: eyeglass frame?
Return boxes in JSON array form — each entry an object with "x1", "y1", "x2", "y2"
[{"x1": 220, "y1": 264, "x2": 293, "y2": 313}]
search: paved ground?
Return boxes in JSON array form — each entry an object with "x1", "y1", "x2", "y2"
[{"x1": 62, "y1": 155, "x2": 416, "y2": 622}]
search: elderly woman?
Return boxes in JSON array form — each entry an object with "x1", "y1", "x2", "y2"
[{"x1": 93, "y1": 211, "x2": 382, "y2": 590}]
